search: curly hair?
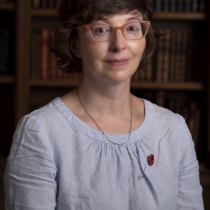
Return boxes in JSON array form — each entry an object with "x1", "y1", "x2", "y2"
[{"x1": 51, "y1": 0, "x2": 156, "y2": 73}]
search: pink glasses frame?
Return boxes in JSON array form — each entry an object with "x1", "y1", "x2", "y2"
[{"x1": 82, "y1": 21, "x2": 151, "y2": 41}]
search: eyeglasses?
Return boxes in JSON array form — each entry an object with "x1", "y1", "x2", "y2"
[{"x1": 82, "y1": 21, "x2": 150, "y2": 42}]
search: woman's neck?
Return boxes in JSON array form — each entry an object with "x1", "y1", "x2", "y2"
[{"x1": 78, "y1": 78, "x2": 132, "y2": 116}]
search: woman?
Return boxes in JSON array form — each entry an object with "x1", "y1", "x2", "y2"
[{"x1": 4, "y1": 0, "x2": 204, "y2": 209}]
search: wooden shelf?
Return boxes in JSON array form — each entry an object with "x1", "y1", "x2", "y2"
[
  {"x1": 0, "y1": 2, "x2": 15, "y2": 10},
  {"x1": 0, "y1": 76, "x2": 14, "y2": 84},
  {"x1": 31, "y1": 10, "x2": 206, "y2": 20},
  {"x1": 30, "y1": 80, "x2": 204, "y2": 90},
  {"x1": 155, "y1": 12, "x2": 206, "y2": 20},
  {"x1": 131, "y1": 81, "x2": 204, "y2": 90}
]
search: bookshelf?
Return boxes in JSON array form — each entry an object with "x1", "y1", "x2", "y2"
[
  {"x1": 0, "y1": 2, "x2": 15, "y2": 10},
  {"x1": 0, "y1": 0, "x2": 210, "y2": 165},
  {"x1": 0, "y1": 1, "x2": 16, "y2": 156},
  {"x1": 30, "y1": 80, "x2": 204, "y2": 90},
  {"x1": 0, "y1": 76, "x2": 14, "y2": 84}
]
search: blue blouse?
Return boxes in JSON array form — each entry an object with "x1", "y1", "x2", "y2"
[{"x1": 4, "y1": 97, "x2": 204, "y2": 210}]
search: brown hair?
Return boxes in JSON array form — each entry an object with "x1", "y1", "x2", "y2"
[{"x1": 51, "y1": 0, "x2": 156, "y2": 73}]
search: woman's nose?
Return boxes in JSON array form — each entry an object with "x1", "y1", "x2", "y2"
[{"x1": 109, "y1": 29, "x2": 126, "y2": 52}]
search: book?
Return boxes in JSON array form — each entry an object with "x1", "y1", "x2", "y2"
[
  {"x1": 30, "y1": 32, "x2": 38, "y2": 79},
  {"x1": 38, "y1": 28, "x2": 50, "y2": 79},
  {"x1": 31, "y1": 0, "x2": 40, "y2": 8},
  {"x1": 48, "y1": 0, "x2": 55, "y2": 8},
  {"x1": 55, "y1": 0, "x2": 62, "y2": 9},
  {"x1": 185, "y1": 0, "x2": 191, "y2": 11},
  {"x1": 163, "y1": 0, "x2": 170, "y2": 11},
  {"x1": 174, "y1": 30, "x2": 182, "y2": 81},
  {"x1": 163, "y1": 29, "x2": 171, "y2": 82},
  {"x1": 156, "y1": 0, "x2": 162, "y2": 11},
  {"x1": 179, "y1": 31, "x2": 188, "y2": 81},
  {"x1": 156, "y1": 90, "x2": 165, "y2": 107},
  {"x1": 192, "y1": 0, "x2": 199, "y2": 11},
  {"x1": 199, "y1": 0, "x2": 205, "y2": 11},
  {"x1": 156, "y1": 29, "x2": 165, "y2": 82},
  {"x1": 145, "y1": 58, "x2": 153, "y2": 81},
  {"x1": 170, "y1": 0, "x2": 177, "y2": 11},
  {"x1": 177, "y1": 0, "x2": 184, "y2": 11},
  {"x1": 169, "y1": 30, "x2": 176, "y2": 81},
  {"x1": 41, "y1": 0, "x2": 48, "y2": 8}
]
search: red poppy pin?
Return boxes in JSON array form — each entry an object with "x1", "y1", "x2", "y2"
[{"x1": 148, "y1": 154, "x2": 154, "y2": 166}]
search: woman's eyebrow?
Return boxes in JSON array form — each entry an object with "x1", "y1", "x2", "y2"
[
  {"x1": 126, "y1": 16, "x2": 142, "y2": 21},
  {"x1": 92, "y1": 15, "x2": 143, "y2": 24}
]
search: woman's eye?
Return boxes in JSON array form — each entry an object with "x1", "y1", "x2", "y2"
[
  {"x1": 127, "y1": 26, "x2": 139, "y2": 31},
  {"x1": 96, "y1": 28, "x2": 108, "y2": 33},
  {"x1": 92, "y1": 26, "x2": 109, "y2": 35},
  {"x1": 126, "y1": 24, "x2": 141, "y2": 32}
]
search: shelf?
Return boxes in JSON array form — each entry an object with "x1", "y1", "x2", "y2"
[
  {"x1": 0, "y1": 76, "x2": 14, "y2": 84},
  {"x1": 30, "y1": 80, "x2": 204, "y2": 90},
  {"x1": 0, "y1": 2, "x2": 15, "y2": 11},
  {"x1": 31, "y1": 9, "x2": 206, "y2": 21},
  {"x1": 131, "y1": 81, "x2": 204, "y2": 90},
  {"x1": 155, "y1": 12, "x2": 206, "y2": 20}
]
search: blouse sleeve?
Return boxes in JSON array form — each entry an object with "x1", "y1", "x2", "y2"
[
  {"x1": 4, "y1": 116, "x2": 57, "y2": 210},
  {"x1": 177, "y1": 115, "x2": 204, "y2": 210}
]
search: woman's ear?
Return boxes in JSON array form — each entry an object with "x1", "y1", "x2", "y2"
[{"x1": 69, "y1": 39, "x2": 81, "y2": 58}]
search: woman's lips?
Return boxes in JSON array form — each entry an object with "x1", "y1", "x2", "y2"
[{"x1": 106, "y1": 59, "x2": 129, "y2": 66}]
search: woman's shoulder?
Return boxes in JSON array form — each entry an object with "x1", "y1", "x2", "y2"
[
  {"x1": 143, "y1": 98, "x2": 181, "y2": 122},
  {"x1": 16, "y1": 97, "x2": 65, "y2": 133},
  {"x1": 142, "y1": 98, "x2": 189, "y2": 139}
]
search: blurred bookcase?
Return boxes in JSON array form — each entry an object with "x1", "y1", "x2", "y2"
[{"x1": 0, "y1": 0, "x2": 210, "y2": 166}]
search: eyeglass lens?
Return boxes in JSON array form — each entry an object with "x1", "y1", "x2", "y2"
[{"x1": 90, "y1": 22, "x2": 149, "y2": 41}]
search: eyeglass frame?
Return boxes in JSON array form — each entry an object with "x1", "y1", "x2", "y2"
[{"x1": 78, "y1": 21, "x2": 151, "y2": 42}]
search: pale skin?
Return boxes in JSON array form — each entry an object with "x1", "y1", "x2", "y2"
[{"x1": 61, "y1": 11, "x2": 146, "y2": 134}]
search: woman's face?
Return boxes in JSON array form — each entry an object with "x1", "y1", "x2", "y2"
[{"x1": 73, "y1": 11, "x2": 146, "y2": 85}]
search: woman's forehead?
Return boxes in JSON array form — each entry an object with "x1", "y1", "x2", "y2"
[{"x1": 93, "y1": 10, "x2": 143, "y2": 21}]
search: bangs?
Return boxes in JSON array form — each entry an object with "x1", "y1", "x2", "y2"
[{"x1": 64, "y1": 0, "x2": 152, "y2": 26}]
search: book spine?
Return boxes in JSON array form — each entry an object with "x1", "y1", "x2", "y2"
[
  {"x1": 31, "y1": 0, "x2": 40, "y2": 8},
  {"x1": 156, "y1": 0, "x2": 162, "y2": 11},
  {"x1": 177, "y1": 0, "x2": 184, "y2": 11},
  {"x1": 192, "y1": 0, "x2": 199, "y2": 11},
  {"x1": 185, "y1": 0, "x2": 191, "y2": 11},
  {"x1": 199, "y1": 0, "x2": 205, "y2": 11},
  {"x1": 174, "y1": 31, "x2": 182, "y2": 81},
  {"x1": 179, "y1": 31, "x2": 188, "y2": 81},
  {"x1": 163, "y1": 0, "x2": 170, "y2": 11},
  {"x1": 48, "y1": 0, "x2": 55, "y2": 9},
  {"x1": 56, "y1": 0, "x2": 62, "y2": 9},
  {"x1": 163, "y1": 29, "x2": 171, "y2": 82},
  {"x1": 156, "y1": 90, "x2": 165, "y2": 107},
  {"x1": 145, "y1": 58, "x2": 153, "y2": 81},
  {"x1": 156, "y1": 29, "x2": 165, "y2": 82},
  {"x1": 47, "y1": 29, "x2": 57, "y2": 79},
  {"x1": 40, "y1": 28, "x2": 49, "y2": 80},
  {"x1": 30, "y1": 32, "x2": 38, "y2": 79},
  {"x1": 169, "y1": 30, "x2": 176, "y2": 81},
  {"x1": 170, "y1": 0, "x2": 177, "y2": 11},
  {"x1": 41, "y1": 0, "x2": 48, "y2": 8},
  {"x1": 139, "y1": 69, "x2": 146, "y2": 81}
]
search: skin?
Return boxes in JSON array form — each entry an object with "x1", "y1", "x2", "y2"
[{"x1": 61, "y1": 11, "x2": 146, "y2": 134}]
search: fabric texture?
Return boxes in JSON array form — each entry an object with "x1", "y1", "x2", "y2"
[{"x1": 4, "y1": 97, "x2": 204, "y2": 210}]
